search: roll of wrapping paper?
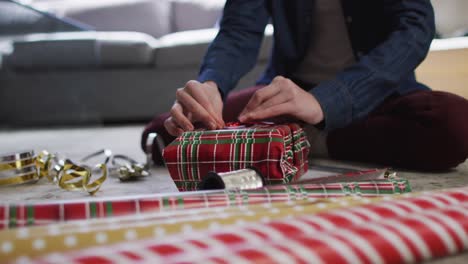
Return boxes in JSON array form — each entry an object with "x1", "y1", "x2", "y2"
[
  {"x1": 2, "y1": 187, "x2": 468, "y2": 262},
  {"x1": 1, "y1": 196, "x2": 375, "y2": 261},
  {"x1": 22, "y1": 187, "x2": 468, "y2": 264},
  {"x1": 0, "y1": 179, "x2": 410, "y2": 229}
]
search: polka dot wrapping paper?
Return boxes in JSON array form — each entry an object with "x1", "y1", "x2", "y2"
[
  {"x1": 10, "y1": 186, "x2": 468, "y2": 264},
  {"x1": 0, "y1": 179, "x2": 410, "y2": 229},
  {"x1": 162, "y1": 123, "x2": 310, "y2": 191}
]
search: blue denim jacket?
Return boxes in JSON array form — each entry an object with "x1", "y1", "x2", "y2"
[{"x1": 198, "y1": 0, "x2": 435, "y2": 131}]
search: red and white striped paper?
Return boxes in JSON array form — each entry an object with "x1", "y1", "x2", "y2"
[{"x1": 27, "y1": 187, "x2": 468, "y2": 264}]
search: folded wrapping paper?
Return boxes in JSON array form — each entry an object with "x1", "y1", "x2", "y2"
[
  {"x1": 163, "y1": 123, "x2": 310, "y2": 191},
  {"x1": 2, "y1": 196, "x2": 374, "y2": 261},
  {"x1": 26, "y1": 187, "x2": 468, "y2": 264},
  {"x1": 0, "y1": 180, "x2": 409, "y2": 229}
]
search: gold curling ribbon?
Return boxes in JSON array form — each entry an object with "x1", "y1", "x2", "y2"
[
  {"x1": 37, "y1": 151, "x2": 108, "y2": 195},
  {"x1": 57, "y1": 160, "x2": 107, "y2": 195},
  {"x1": 36, "y1": 151, "x2": 55, "y2": 182},
  {"x1": 3, "y1": 149, "x2": 145, "y2": 194},
  {"x1": 1, "y1": 150, "x2": 107, "y2": 195}
]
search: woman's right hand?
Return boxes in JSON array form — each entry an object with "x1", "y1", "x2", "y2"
[{"x1": 164, "y1": 80, "x2": 225, "y2": 136}]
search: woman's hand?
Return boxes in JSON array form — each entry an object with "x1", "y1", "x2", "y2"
[
  {"x1": 238, "y1": 76, "x2": 324, "y2": 124},
  {"x1": 164, "y1": 80, "x2": 225, "y2": 136}
]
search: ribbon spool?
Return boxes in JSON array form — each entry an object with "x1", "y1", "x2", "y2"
[
  {"x1": 0, "y1": 150, "x2": 40, "y2": 186},
  {"x1": 199, "y1": 167, "x2": 265, "y2": 191}
]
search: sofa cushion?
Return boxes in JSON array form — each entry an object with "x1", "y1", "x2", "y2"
[
  {"x1": 154, "y1": 28, "x2": 218, "y2": 68},
  {"x1": 3, "y1": 31, "x2": 157, "y2": 69},
  {"x1": 34, "y1": 0, "x2": 172, "y2": 38},
  {"x1": 171, "y1": 0, "x2": 225, "y2": 32},
  {"x1": 154, "y1": 25, "x2": 273, "y2": 69}
]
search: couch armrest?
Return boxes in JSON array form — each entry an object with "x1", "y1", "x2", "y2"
[{"x1": 3, "y1": 31, "x2": 157, "y2": 69}]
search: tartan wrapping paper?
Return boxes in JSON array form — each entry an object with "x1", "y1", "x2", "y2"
[
  {"x1": 0, "y1": 180, "x2": 409, "y2": 229},
  {"x1": 162, "y1": 123, "x2": 310, "y2": 191},
  {"x1": 20, "y1": 187, "x2": 468, "y2": 264}
]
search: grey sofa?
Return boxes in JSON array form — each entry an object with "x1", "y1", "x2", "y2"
[
  {"x1": 0, "y1": 0, "x2": 273, "y2": 126},
  {"x1": 0, "y1": 29, "x2": 273, "y2": 126}
]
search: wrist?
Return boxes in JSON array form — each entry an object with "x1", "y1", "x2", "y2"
[
  {"x1": 204, "y1": 81, "x2": 218, "y2": 91},
  {"x1": 204, "y1": 81, "x2": 222, "y2": 100},
  {"x1": 315, "y1": 104, "x2": 324, "y2": 124},
  {"x1": 303, "y1": 93, "x2": 324, "y2": 125}
]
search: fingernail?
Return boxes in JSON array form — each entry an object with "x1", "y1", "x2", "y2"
[{"x1": 209, "y1": 122, "x2": 216, "y2": 129}]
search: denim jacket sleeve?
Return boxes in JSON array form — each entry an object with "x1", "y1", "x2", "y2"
[
  {"x1": 197, "y1": 0, "x2": 269, "y2": 98},
  {"x1": 310, "y1": 0, "x2": 435, "y2": 131}
]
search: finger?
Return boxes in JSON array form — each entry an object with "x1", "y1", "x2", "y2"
[
  {"x1": 164, "y1": 117, "x2": 184, "y2": 136},
  {"x1": 185, "y1": 81, "x2": 224, "y2": 127},
  {"x1": 239, "y1": 84, "x2": 281, "y2": 118},
  {"x1": 240, "y1": 102, "x2": 292, "y2": 122},
  {"x1": 170, "y1": 103, "x2": 194, "y2": 131},
  {"x1": 249, "y1": 91, "x2": 290, "y2": 115},
  {"x1": 176, "y1": 88, "x2": 217, "y2": 129}
]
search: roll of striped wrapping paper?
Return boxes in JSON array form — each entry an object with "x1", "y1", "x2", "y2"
[
  {"x1": 24, "y1": 186, "x2": 468, "y2": 264},
  {"x1": 0, "y1": 179, "x2": 410, "y2": 229},
  {"x1": 1, "y1": 196, "x2": 379, "y2": 261},
  {"x1": 1, "y1": 187, "x2": 465, "y2": 262}
]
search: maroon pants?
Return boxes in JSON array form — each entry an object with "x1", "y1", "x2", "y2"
[{"x1": 142, "y1": 86, "x2": 468, "y2": 171}]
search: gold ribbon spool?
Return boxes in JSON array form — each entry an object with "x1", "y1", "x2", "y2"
[
  {"x1": 0, "y1": 150, "x2": 40, "y2": 186},
  {"x1": 0, "y1": 158, "x2": 36, "y2": 171},
  {"x1": 0, "y1": 171, "x2": 39, "y2": 186},
  {"x1": 0, "y1": 150, "x2": 35, "y2": 163}
]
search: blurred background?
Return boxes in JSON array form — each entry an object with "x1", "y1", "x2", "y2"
[{"x1": 0, "y1": 0, "x2": 467, "y2": 128}]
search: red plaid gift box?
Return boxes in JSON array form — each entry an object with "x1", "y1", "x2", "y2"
[{"x1": 163, "y1": 123, "x2": 310, "y2": 191}]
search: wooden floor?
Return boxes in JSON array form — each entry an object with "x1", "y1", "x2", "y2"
[{"x1": 1, "y1": 125, "x2": 467, "y2": 263}]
